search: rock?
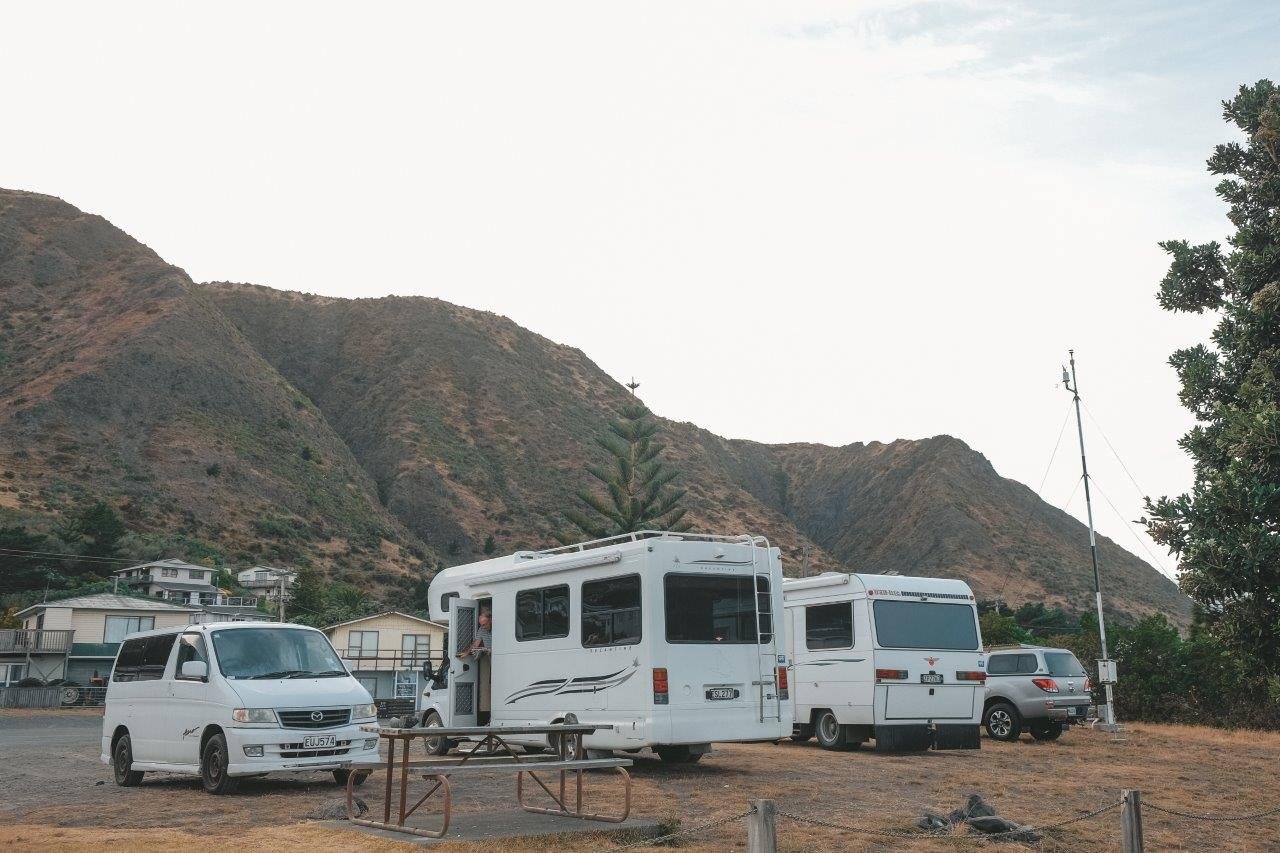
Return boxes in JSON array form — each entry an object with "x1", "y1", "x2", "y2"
[{"x1": 305, "y1": 797, "x2": 368, "y2": 820}]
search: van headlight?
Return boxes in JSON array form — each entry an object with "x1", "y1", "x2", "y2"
[
  {"x1": 232, "y1": 708, "x2": 277, "y2": 724},
  {"x1": 353, "y1": 703, "x2": 377, "y2": 721}
]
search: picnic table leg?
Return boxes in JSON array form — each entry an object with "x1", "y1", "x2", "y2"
[
  {"x1": 398, "y1": 735, "x2": 410, "y2": 825},
  {"x1": 383, "y1": 736, "x2": 395, "y2": 824}
]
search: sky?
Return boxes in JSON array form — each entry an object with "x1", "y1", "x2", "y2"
[{"x1": 4, "y1": 1, "x2": 1278, "y2": 581}]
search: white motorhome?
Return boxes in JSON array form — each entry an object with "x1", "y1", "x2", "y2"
[
  {"x1": 420, "y1": 531, "x2": 792, "y2": 763},
  {"x1": 783, "y1": 572, "x2": 985, "y2": 751}
]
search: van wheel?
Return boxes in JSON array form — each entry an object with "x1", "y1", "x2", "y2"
[
  {"x1": 790, "y1": 725, "x2": 814, "y2": 743},
  {"x1": 112, "y1": 733, "x2": 145, "y2": 786},
  {"x1": 420, "y1": 711, "x2": 453, "y2": 756},
  {"x1": 333, "y1": 769, "x2": 370, "y2": 787},
  {"x1": 201, "y1": 733, "x2": 239, "y2": 794},
  {"x1": 655, "y1": 746, "x2": 702, "y2": 764},
  {"x1": 815, "y1": 711, "x2": 845, "y2": 750},
  {"x1": 1030, "y1": 721, "x2": 1063, "y2": 741},
  {"x1": 984, "y1": 703, "x2": 1022, "y2": 742}
]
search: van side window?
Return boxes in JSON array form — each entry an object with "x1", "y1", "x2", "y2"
[
  {"x1": 175, "y1": 633, "x2": 209, "y2": 680},
  {"x1": 140, "y1": 634, "x2": 178, "y2": 680},
  {"x1": 441, "y1": 592, "x2": 459, "y2": 614},
  {"x1": 516, "y1": 584, "x2": 570, "y2": 641},
  {"x1": 805, "y1": 603, "x2": 853, "y2": 650},
  {"x1": 112, "y1": 638, "x2": 147, "y2": 682},
  {"x1": 581, "y1": 575, "x2": 641, "y2": 648}
]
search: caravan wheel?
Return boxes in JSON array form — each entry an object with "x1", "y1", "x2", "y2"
[{"x1": 815, "y1": 711, "x2": 844, "y2": 750}]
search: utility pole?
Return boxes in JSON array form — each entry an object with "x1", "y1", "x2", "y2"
[
  {"x1": 277, "y1": 570, "x2": 287, "y2": 623},
  {"x1": 1062, "y1": 350, "x2": 1121, "y2": 732}
]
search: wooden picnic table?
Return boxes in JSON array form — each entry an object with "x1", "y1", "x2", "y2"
[{"x1": 346, "y1": 723, "x2": 633, "y2": 839}]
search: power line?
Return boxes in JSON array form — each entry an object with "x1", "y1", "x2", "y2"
[
  {"x1": 0, "y1": 547, "x2": 141, "y2": 564},
  {"x1": 1037, "y1": 400, "x2": 1076, "y2": 495}
]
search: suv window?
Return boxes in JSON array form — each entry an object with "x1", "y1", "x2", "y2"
[
  {"x1": 989, "y1": 653, "x2": 1038, "y2": 674},
  {"x1": 1044, "y1": 651, "x2": 1087, "y2": 677}
]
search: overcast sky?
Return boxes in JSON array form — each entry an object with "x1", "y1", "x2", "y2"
[{"x1": 5, "y1": 1, "x2": 1277, "y2": 581}]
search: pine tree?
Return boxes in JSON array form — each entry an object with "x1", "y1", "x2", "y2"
[
  {"x1": 1144, "y1": 80, "x2": 1280, "y2": 679},
  {"x1": 556, "y1": 404, "x2": 692, "y2": 543}
]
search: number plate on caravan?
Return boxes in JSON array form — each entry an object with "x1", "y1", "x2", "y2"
[
  {"x1": 919, "y1": 673, "x2": 944, "y2": 685},
  {"x1": 302, "y1": 735, "x2": 337, "y2": 749},
  {"x1": 706, "y1": 688, "x2": 739, "y2": 701}
]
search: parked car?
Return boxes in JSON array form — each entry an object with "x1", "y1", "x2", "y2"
[
  {"x1": 981, "y1": 646, "x2": 1092, "y2": 742},
  {"x1": 101, "y1": 622, "x2": 381, "y2": 793}
]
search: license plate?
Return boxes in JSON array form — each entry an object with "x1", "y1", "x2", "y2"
[
  {"x1": 706, "y1": 688, "x2": 739, "y2": 701},
  {"x1": 302, "y1": 735, "x2": 337, "y2": 749},
  {"x1": 1070, "y1": 706, "x2": 1085, "y2": 717},
  {"x1": 920, "y1": 673, "x2": 944, "y2": 684}
]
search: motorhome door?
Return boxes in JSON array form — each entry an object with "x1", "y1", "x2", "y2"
[{"x1": 448, "y1": 597, "x2": 480, "y2": 728}]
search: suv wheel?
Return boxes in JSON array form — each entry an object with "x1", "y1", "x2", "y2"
[
  {"x1": 984, "y1": 702, "x2": 1022, "y2": 742},
  {"x1": 1030, "y1": 721, "x2": 1063, "y2": 741},
  {"x1": 112, "y1": 733, "x2": 145, "y2": 786},
  {"x1": 201, "y1": 733, "x2": 239, "y2": 794},
  {"x1": 814, "y1": 710, "x2": 845, "y2": 750}
]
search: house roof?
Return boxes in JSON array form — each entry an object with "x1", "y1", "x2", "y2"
[
  {"x1": 323, "y1": 610, "x2": 447, "y2": 632},
  {"x1": 15, "y1": 593, "x2": 201, "y2": 618},
  {"x1": 111, "y1": 558, "x2": 214, "y2": 576}
]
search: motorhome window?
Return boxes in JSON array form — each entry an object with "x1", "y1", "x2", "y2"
[
  {"x1": 872, "y1": 600, "x2": 979, "y2": 650},
  {"x1": 581, "y1": 574, "x2": 641, "y2": 648},
  {"x1": 139, "y1": 634, "x2": 178, "y2": 680},
  {"x1": 210, "y1": 628, "x2": 346, "y2": 679},
  {"x1": 664, "y1": 574, "x2": 761, "y2": 644},
  {"x1": 805, "y1": 603, "x2": 854, "y2": 650},
  {"x1": 441, "y1": 592, "x2": 459, "y2": 613},
  {"x1": 175, "y1": 633, "x2": 209, "y2": 680},
  {"x1": 516, "y1": 584, "x2": 570, "y2": 641},
  {"x1": 1044, "y1": 652, "x2": 1087, "y2": 677},
  {"x1": 104, "y1": 615, "x2": 155, "y2": 644},
  {"x1": 112, "y1": 638, "x2": 147, "y2": 682}
]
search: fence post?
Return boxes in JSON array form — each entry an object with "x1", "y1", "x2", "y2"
[
  {"x1": 1121, "y1": 789, "x2": 1144, "y2": 853},
  {"x1": 747, "y1": 799, "x2": 777, "y2": 853}
]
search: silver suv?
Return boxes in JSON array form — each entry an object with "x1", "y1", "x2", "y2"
[{"x1": 982, "y1": 646, "x2": 1092, "y2": 742}]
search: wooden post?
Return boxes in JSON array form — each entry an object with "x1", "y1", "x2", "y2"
[
  {"x1": 747, "y1": 799, "x2": 777, "y2": 853},
  {"x1": 1121, "y1": 789, "x2": 1144, "y2": 853}
]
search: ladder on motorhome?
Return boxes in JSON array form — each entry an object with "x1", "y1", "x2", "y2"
[{"x1": 749, "y1": 536, "x2": 783, "y2": 724}]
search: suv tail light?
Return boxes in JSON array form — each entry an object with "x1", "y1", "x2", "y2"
[
  {"x1": 1084, "y1": 676, "x2": 1092, "y2": 692},
  {"x1": 1031, "y1": 677, "x2": 1060, "y2": 693},
  {"x1": 875, "y1": 668, "x2": 908, "y2": 681},
  {"x1": 955, "y1": 670, "x2": 986, "y2": 682},
  {"x1": 652, "y1": 667, "x2": 669, "y2": 705},
  {"x1": 777, "y1": 666, "x2": 789, "y2": 700}
]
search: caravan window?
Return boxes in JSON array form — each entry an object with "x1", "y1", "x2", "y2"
[
  {"x1": 581, "y1": 575, "x2": 641, "y2": 648},
  {"x1": 516, "y1": 584, "x2": 570, "y2": 641},
  {"x1": 806, "y1": 603, "x2": 854, "y2": 650},
  {"x1": 664, "y1": 574, "x2": 763, "y2": 644},
  {"x1": 872, "y1": 600, "x2": 979, "y2": 650}
]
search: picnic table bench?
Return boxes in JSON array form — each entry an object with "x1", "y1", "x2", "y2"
[{"x1": 347, "y1": 723, "x2": 632, "y2": 839}]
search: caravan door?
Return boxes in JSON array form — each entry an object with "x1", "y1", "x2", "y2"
[{"x1": 448, "y1": 597, "x2": 480, "y2": 728}]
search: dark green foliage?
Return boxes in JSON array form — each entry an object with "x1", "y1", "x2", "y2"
[
  {"x1": 556, "y1": 404, "x2": 692, "y2": 543},
  {"x1": 287, "y1": 567, "x2": 378, "y2": 627},
  {"x1": 0, "y1": 526, "x2": 57, "y2": 594},
  {"x1": 205, "y1": 463, "x2": 221, "y2": 477},
  {"x1": 483, "y1": 534, "x2": 496, "y2": 555},
  {"x1": 978, "y1": 610, "x2": 1033, "y2": 646},
  {"x1": 61, "y1": 500, "x2": 126, "y2": 558},
  {"x1": 1144, "y1": 81, "x2": 1280, "y2": 689}
]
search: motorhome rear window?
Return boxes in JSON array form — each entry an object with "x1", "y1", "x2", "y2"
[
  {"x1": 516, "y1": 584, "x2": 570, "y2": 641},
  {"x1": 806, "y1": 603, "x2": 853, "y2": 650},
  {"x1": 872, "y1": 600, "x2": 979, "y2": 650},
  {"x1": 1044, "y1": 652, "x2": 1087, "y2": 677},
  {"x1": 664, "y1": 574, "x2": 764, "y2": 644},
  {"x1": 581, "y1": 574, "x2": 641, "y2": 648}
]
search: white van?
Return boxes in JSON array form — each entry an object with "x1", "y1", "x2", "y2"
[
  {"x1": 419, "y1": 531, "x2": 792, "y2": 763},
  {"x1": 100, "y1": 622, "x2": 381, "y2": 793},
  {"x1": 783, "y1": 572, "x2": 985, "y2": 751}
]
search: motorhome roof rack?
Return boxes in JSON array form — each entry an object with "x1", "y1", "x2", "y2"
[{"x1": 518, "y1": 530, "x2": 768, "y2": 560}]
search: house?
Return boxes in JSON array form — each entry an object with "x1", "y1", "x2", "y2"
[
  {"x1": 112, "y1": 558, "x2": 221, "y2": 604},
  {"x1": 323, "y1": 611, "x2": 447, "y2": 710},
  {"x1": 236, "y1": 565, "x2": 296, "y2": 604},
  {"x1": 5, "y1": 594, "x2": 199, "y2": 686}
]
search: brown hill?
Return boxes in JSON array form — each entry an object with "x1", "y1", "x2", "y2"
[{"x1": 0, "y1": 189, "x2": 1189, "y2": 623}]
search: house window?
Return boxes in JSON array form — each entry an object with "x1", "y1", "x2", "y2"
[
  {"x1": 805, "y1": 603, "x2": 854, "y2": 650},
  {"x1": 189, "y1": 570, "x2": 206, "y2": 580},
  {"x1": 515, "y1": 584, "x2": 570, "y2": 641},
  {"x1": 581, "y1": 575, "x2": 641, "y2": 648},
  {"x1": 104, "y1": 615, "x2": 156, "y2": 644},
  {"x1": 394, "y1": 670, "x2": 418, "y2": 699},
  {"x1": 161, "y1": 567, "x2": 179, "y2": 578},
  {"x1": 348, "y1": 630, "x2": 379, "y2": 657},
  {"x1": 0, "y1": 664, "x2": 27, "y2": 686},
  {"x1": 401, "y1": 634, "x2": 431, "y2": 664}
]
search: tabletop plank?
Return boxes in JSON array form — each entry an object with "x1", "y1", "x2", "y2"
[{"x1": 364, "y1": 724, "x2": 601, "y2": 736}]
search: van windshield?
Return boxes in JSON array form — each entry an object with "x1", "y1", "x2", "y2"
[
  {"x1": 210, "y1": 628, "x2": 346, "y2": 679},
  {"x1": 1044, "y1": 652, "x2": 1087, "y2": 677},
  {"x1": 871, "y1": 600, "x2": 979, "y2": 650}
]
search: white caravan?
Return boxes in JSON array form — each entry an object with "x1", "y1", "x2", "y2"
[
  {"x1": 783, "y1": 572, "x2": 985, "y2": 751},
  {"x1": 420, "y1": 531, "x2": 792, "y2": 763}
]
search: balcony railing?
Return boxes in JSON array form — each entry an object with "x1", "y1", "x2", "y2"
[
  {"x1": 0, "y1": 629, "x2": 75, "y2": 655},
  {"x1": 336, "y1": 650, "x2": 443, "y2": 672}
]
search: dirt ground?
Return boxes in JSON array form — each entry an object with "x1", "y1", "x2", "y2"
[{"x1": 1, "y1": 710, "x2": 1277, "y2": 851}]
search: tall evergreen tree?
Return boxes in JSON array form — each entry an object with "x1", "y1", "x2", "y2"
[
  {"x1": 1144, "y1": 80, "x2": 1280, "y2": 679},
  {"x1": 556, "y1": 404, "x2": 692, "y2": 543}
]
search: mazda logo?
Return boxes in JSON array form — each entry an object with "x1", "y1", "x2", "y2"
[{"x1": 310, "y1": 710, "x2": 324, "y2": 722}]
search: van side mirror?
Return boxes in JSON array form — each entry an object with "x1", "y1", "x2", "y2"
[{"x1": 181, "y1": 661, "x2": 208, "y2": 680}]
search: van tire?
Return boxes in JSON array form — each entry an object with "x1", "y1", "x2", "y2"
[
  {"x1": 983, "y1": 702, "x2": 1022, "y2": 742},
  {"x1": 333, "y1": 769, "x2": 370, "y2": 787},
  {"x1": 112, "y1": 733, "x2": 144, "y2": 786},
  {"x1": 421, "y1": 711, "x2": 453, "y2": 756},
  {"x1": 656, "y1": 746, "x2": 702, "y2": 764},
  {"x1": 201, "y1": 733, "x2": 238, "y2": 794},
  {"x1": 814, "y1": 710, "x2": 845, "y2": 750}
]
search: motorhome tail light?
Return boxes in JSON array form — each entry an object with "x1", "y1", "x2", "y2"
[
  {"x1": 955, "y1": 670, "x2": 987, "y2": 682},
  {"x1": 652, "y1": 667, "x2": 669, "y2": 705},
  {"x1": 777, "y1": 666, "x2": 789, "y2": 700},
  {"x1": 875, "y1": 668, "x2": 908, "y2": 682},
  {"x1": 1031, "y1": 677, "x2": 1060, "y2": 693}
]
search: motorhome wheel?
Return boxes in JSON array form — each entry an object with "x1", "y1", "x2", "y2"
[
  {"x1": 420, "y1": 711, "x2": 452, "y2": 755},
  {"x1": 815, "y1": 710, "x2": 845, "y2": 750}
]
